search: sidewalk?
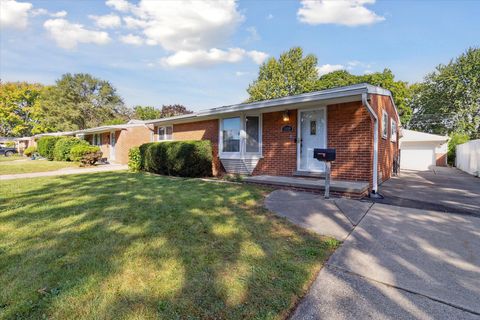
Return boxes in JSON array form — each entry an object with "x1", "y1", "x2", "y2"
[{"x1": 0, "y1": 164, "x2": 128, "y2": 180}]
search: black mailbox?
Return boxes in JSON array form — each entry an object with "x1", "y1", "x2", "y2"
[{"x1": 313, "y1": 148, "x2": 336, "y2": 162}]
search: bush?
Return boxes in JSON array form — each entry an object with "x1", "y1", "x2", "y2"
[
  {"x1": 139, "y1": 141, "x2": 212, "y2": 177},
  {"x1": 70, "y1": 144, "x2": 102, "y2": 166},
  {"x1": 53, "y1": 137, "x2": 88, "y2": 161},
  {"x1": 5, "y1": 141, "x2": 16, "y2": 148},
  {"x1": 448, "y1": 132, "x2": 470, "y2": 165},
  {"x1": 23, "y1": 146, "x2": 37, "y2": 157},
  {"x1": 128, "y1": 147, "x2": 142, "y2": 172},
  {"x1": 37, "y1": 136, "x2": 61, "y2": 160}
]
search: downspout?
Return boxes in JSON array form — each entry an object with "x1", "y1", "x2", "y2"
[{"x1": 361, "y1": 93, "x2": 379, "y2": 195}]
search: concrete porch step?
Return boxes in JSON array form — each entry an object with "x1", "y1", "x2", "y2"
[
  {"x1": 244, "y1": 175, "x2": 369, "y2": 198},
  {"x1": 293, "y1": 170, "x2": 326, "y2": 178}
]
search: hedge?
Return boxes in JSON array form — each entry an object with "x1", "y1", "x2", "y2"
[
  {"x1": 53, "y1": 137, "x2": 88, "y2": 161},
  {"x1": 37, "y1": 136, "x2": 61, "y2": 160},
  {"x1": 137, "y1": 141, "x2": 213, "y2": 177},
  {"x1": 128, "y1": 147, "x2": 142, "y2": 172},
  {"x1": 70, "y1": 144, "x2": 102, "y2": 166},
  {"x1": 23, "y1": 146, "x2": 37, "y2": 157}
]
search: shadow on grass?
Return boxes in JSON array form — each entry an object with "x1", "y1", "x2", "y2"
[{"x1": 0, "y1": 172, "x2": 337, "y2": 319}]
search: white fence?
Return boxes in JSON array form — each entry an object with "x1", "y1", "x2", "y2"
[{"x1": 456, "y1": 139, "x2": 480, "y2": 176}]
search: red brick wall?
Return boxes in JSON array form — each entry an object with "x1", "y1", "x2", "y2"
[
  {"x1": 327, "y1": 101, "x2": 373, "y2": 182},
  {"x1": 370, "y1": 94, "x2": 400, "y2": 183},
  {"x1": 436, "y1": 153, "x2": 447, "y2": 166},
  {"x1": 84, "y1": 126, "x2": 152, "y2": 164},
  {"x1": 167, "y1": 120, "x2": 223, "y2": 176},
  {"x1": 253, "y1": 110, "x2": 298, "y2": 176}
]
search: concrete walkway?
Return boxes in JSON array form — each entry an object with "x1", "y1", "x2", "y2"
[
  {"x1": 264, "y1": 190, "x2": 372, "y2": 240},
  {"x1": 0, "y1": 164, "x2": 128, "y2": 180},
  {"x1": 264, "y1": 190, "x2": 480, "y2": 319}
]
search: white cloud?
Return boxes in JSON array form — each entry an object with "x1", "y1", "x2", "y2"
[
  {"x1": 109, "y1": 0, "x2": 244, "y2": 51},
  {"x1": 106, "y1": 0, "x2": 132, "y2": 12},
  {"x1": 298, "y1": 0, "x2": 385, "y2": 26},
  {"x1": 0, "y1": 0, "x2": 32, "y2": 29},
  {"x1": 51, "y1": 10, "x2": 67, "y2": 18},
  {"x1": 89, "y1": 13, "x2": 121, "y2": 28},
  {"x1": 123, "y1": 16, "x2": 148, "y2": 29},
  {"x1": 43, "y1": 18, "x2": 111, "y2": 49},
  {"x1": 247, "y1": 50, "x2": 268, "y2": 64},
  {"x1": 235, "y1": 71, "x2": 248, "y2": 76},
  {"x1": 31, "y1": 8, "x2": 47, "y2": 16},
  {"x1": 120, "y1": 33, "x2": 144, "y2": 46},
  {"x1": 161, "y1": 48, "x2": 267, "y2": 68},
  {"x1": 317, "y1": 64, "x2": 345, "y2": 75},
  {"x1": 246, "y1": 26, "x2": 260, "y2": 41},
  {"x1": 266, "y1": 13, "x2": 274, "y2": 20}
]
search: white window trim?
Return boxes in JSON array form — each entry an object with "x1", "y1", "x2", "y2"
[
  {"x1": 93, "y1": 133, "x2": 102, "y2": 146},
  {"x1": 382, "y1": 110, "x2": 388, "y2": 139},
  {"x1": 157, "y1": 125, "x2": 173, "y2": 142},
  {"x1": 219, "y1": 113, "x2": 262, "y2": 159},
  {"x1": 390, "y1": 119, "x2": 397, "y2": 142}
]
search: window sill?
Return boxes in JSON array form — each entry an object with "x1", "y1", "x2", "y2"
[{"x1": 219, "y1": 154, "x2": 263, "y2": 160}]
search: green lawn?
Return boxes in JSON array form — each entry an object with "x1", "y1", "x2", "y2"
[
  {"x1": 0, "y1": 155, "x2": 23, "y2": 162},
  {"x1": 0, "y1": 172, "x2": 338, "y2": 319},
  {"x1": 0, "y1": 160, "x2": 78, "y2": 175}
]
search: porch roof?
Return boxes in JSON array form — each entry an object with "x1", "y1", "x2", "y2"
[{"x1": 145, "y1": 83, "x2": 397, "y2": 126}]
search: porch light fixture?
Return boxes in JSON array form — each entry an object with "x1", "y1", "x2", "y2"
[{"x1": 282, "y1": 110, "x2": 290, "y2": 122}]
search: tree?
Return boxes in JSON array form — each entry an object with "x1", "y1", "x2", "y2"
[
  {"x1": 246, "y1": 47, "x2": 319, "y2": 102},
  {"x1": 317, "y1": 69, "x2": 413, "y2": 124},
  {"x1": 159, "y1": 104, "x2": 193, "y2": 118},
  {"x1": 133, "y1": 106, "x2": 162, "y2": 120},
  {"x1": 0, "y1": 81, "x2": 45, "y2": 137},
  {"x1": 37, "y1": 73, "x2": 128, "y2": 131},
  {"x1": 408, "y1": 47, "x2": 480, "y2": 138}
]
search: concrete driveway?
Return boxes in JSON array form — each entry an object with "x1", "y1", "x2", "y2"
[
  {"x1": 376, "y1": 167, "x2": 480, "y2": 216},
  {"x1": 290, "y1": 203, "x2": 480, "y2": 319}
]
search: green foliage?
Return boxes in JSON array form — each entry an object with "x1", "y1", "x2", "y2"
[
  {"x1": 408, "y1": 47, "x2": 480, "y2": 138},
  {"x1": 247, "y1": 47, "x2": 319, "y2": 102},
  {"x1": 53, "y1": 137, "x2": 88, "y2": 161},
  {"x1": 23, "y1": 146, "x2": 37, "y2": 157},
  {"x1": 246, "y1": 47, "x2": 412, "y2": 124},
  {"x1": 0, "y1": 81, "x2": 45, "y2": 137},
  {"x1": 134, "y1": 106, "x2": 162, "y2": 120},
  {"x1": 37, "y1": 136, "x2": 61, "y2": 160},
  {"x1": 5, "y1": 141, "x2": 16, "y2": 148},
  {"x1": 317, "y1": 69, "x2": 412, "y2": 124},
  {"x1": 447, "y1": 133, "x2": 470, "y2": 165},
  {"x1": 139, "y1": 140, "x2": 213, "y2": 177},
  {"x1": 102, "y1": 118, "x2": 127, "y2": 125},
  {"x1": 70, "y1": 144, "x2": 102, "y2": 166},
  {"x1": 128, "y1": 146, "x2": 142, "y2": 172},
  {"x1": 133, "y1": 104, "x2": 193, "y2": 120},
  {"x1": 36, "y1": 73, "x2": 129, "y2": 132}
]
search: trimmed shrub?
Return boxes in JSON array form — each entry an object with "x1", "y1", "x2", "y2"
[
  {"x1": 139, "y1": 140, "x2": 213, "y2": 177},
  {"x1": 70, "y1": 145, "x2": 102, "y2": 166},
  {"x1": 23, "y1": 146, "x2": 37, "y2": 157},
  {"x1": 128, "y1": 147, "x2": 142, "y2": 172},
  {"x1": 53, "y1": 137, "x2": 88, "y2": 161},
  {"x1": 5, "y1": 141, "x2": 16, "y2": 148},
  {"x1": 37, "y1": 136, "x2": 61, "y2": 160}
]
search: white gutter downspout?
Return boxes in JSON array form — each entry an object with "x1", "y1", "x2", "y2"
[{"x1": 362, "y1": 93, "x2": 378, "y2": 194}]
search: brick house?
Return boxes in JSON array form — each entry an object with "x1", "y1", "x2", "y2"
[
  {"x1": 145, "y1": 84, "x2": 401, "y2": 195},
  {"x1": 75, "y1": 122, "x2": 153, "y2": 164}
]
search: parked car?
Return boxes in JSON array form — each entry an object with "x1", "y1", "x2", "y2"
[{"x1": 0, "y1": 146, "x2": 18, "y2": 157}]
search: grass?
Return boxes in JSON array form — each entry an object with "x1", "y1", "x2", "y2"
[
  {"x1": 0, "y1": 172, "x2": 339, "y2": 319},
  {"x1": 0, "y1": 159, "x2": 78, "y2": 175},
  {"x1": 0, "y1": 155, "x2": 23, "y2": 162}
]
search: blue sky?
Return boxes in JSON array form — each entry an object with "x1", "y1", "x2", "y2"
[{"x1": 1, "y1": 0, "x2": 479, "y2": 112}]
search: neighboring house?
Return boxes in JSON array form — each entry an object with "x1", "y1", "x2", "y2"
[
  {"x1": 399, "y1": 129, "x2": 448, "y2": 170},
  {"x1": 145, "y1": 83, "x2": 400, "y2": 194},
  {"x1": 75, "y1": 122, "x2": 152, "y2": 164}
]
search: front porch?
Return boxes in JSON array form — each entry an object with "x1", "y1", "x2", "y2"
[{"x1": 244, "y1": 175, "x2": 370, "y2": 198}]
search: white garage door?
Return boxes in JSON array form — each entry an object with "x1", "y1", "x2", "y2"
[{"x1": 401, "y1": 142, "x2": 436, "y2": 171}]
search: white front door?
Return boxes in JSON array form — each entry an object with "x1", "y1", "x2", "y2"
[
  {"x1": 298, "y1": 108, "x2": 327, "y2": 172},
  {"x1": 109, "y1": 132, "x2": 116, "y2": 161}
]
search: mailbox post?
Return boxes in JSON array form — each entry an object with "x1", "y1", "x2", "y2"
[{"x1": 313, "y1": 148, "x2": 336, "y2": 199}]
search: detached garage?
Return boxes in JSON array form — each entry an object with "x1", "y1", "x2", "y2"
[{"x1": 400, "y1": 129, "x2": 449, "y2": 171}]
